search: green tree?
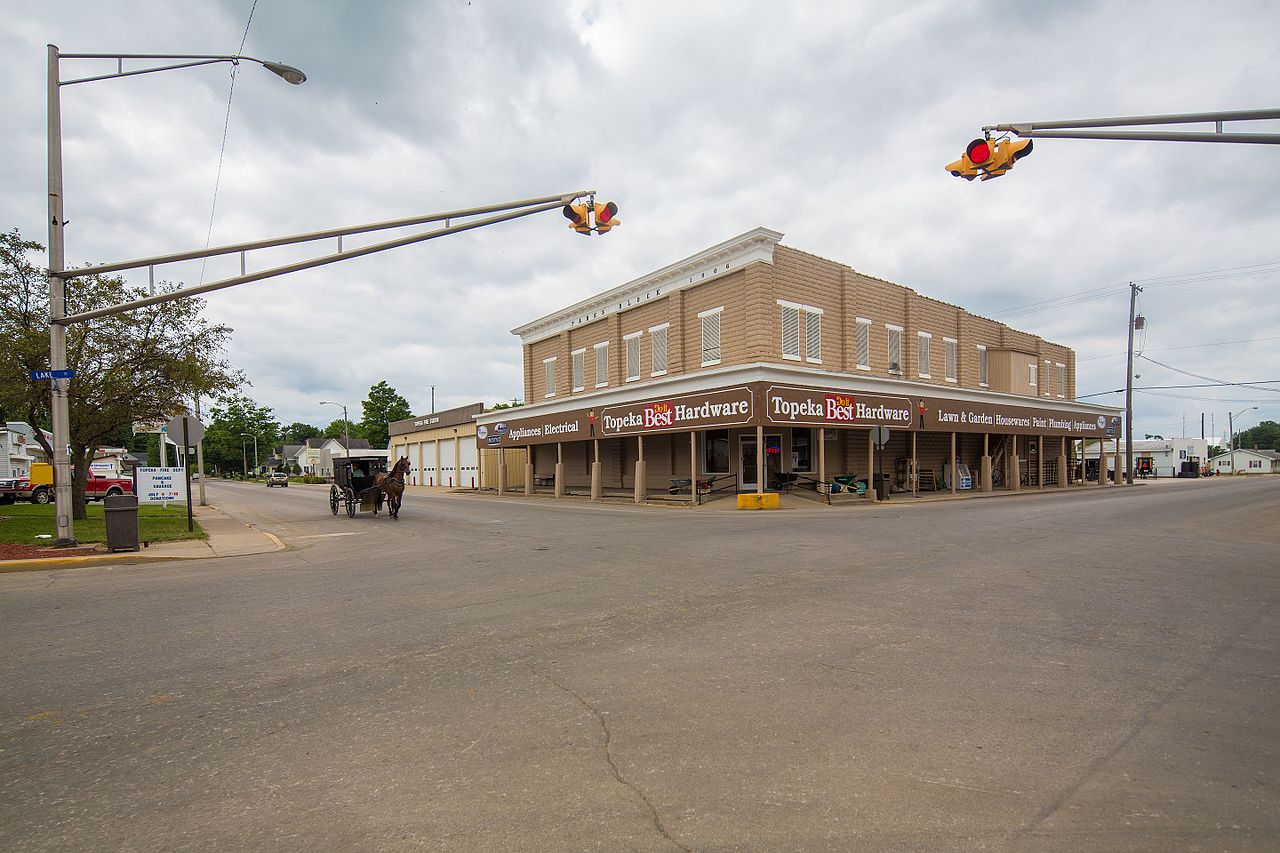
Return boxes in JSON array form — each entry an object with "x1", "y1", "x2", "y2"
[
  {"x1": 357, "y1": 381, "x2": 412, "y2": 448},
  {"x1": 281, "y1": 421, "x2": 321, "y2": 444},
  {"x1": 1232, "y1": 420, "x2": 1279, "y2": 451},
  {"x1": 322, "y1": 418, "x2": 366, "y2": 442},
  {"x1": 204, "y1": 394, "x2": 281, "y2": 476},
  {"x1": 1, "y1": 228, "x2": 239, "y2": 518}
]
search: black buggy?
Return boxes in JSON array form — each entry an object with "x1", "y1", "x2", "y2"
[{"x1": 329, "y1": 457, "x2": 389, "y2": 518}]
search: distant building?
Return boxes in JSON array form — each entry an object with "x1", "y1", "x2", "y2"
[
  {"x1": 1210, "y1": 447, "x2": 1280, "y2": 474},
  {"x1": 1, "y1": 422, "x2": 51, "y2": 478}
]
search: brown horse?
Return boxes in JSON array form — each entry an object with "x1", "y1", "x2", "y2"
[{"x1": 374, "y1": 456, "x2": 410, "y2": 520}]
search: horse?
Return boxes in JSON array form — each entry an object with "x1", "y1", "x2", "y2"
[{"x1": 374, "y1": 456, "x2": 410, "y2": 520}]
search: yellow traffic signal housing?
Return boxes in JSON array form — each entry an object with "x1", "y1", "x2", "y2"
[
  {"x1": 593, "y1": 201, "x2": 620, "y2": 234},
  {"x1": 982, "y1": 137, "x2": 1034, "y2": 180},
  {"x1": 563, "y1": 203, "x2": 592, "y2": 235},
  {"x1": 945, "y1": 138, "x2": 993, "y2": 181}
]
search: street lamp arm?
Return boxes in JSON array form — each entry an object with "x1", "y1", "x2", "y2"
[
  {"x1": 980, "y1": 109, "x2": 1280, "y2": 145},
  {"x1": 56, "y1": 52, "x2": 306, "y2": 86}
]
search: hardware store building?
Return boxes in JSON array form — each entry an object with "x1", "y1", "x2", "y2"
[{"x1": 474, "y1": 228, "x2": 1122, "y2": 503}]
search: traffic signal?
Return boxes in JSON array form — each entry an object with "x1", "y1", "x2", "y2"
[
  {"x1": 945, "y1": 138, "x2": 993, "y2": 181},
  {"x1": 982, "y1": 137, "x2": 1033, "y2": 180},
  {"x1": 593, "y1": 201, "x2": 620, "y2": 234},
  {"x1": 563, "y1": 203, "x2": 591, "y2": 235}
]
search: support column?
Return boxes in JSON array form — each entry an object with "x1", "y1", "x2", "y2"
[
  {"x1": 950, "y1": 431, "x2": 957, "y2": 495},
  {"x1": 866, "y1": 429, "x2": 876, "y2": 501},
  {"x1": 1012, "y1": 435, "x2": 1020, "y2": 491},
  {"x1": 524, "y1": 446, "x2": 533, "y2": 496},
  {"x1": 497, "y1": 449, "x2": 506, "y2": 494},
  {"x1": 911, "y1": 431, "x2": 918, "y2": 497},
  {"x1": 757, "y1": 425, "x2": 765, "y2": 496},
  {"x1": 818, "y1": 427, "x2": 826, "y2": 497},
  {"x1": 634, "y1": 435, "x2": 646, "y2": 504},
  {"x1": 690, "y1": 430, "x2": 699, "y2": 506},
  {"x1": 1099, "y1": 444, "x2": 1109, "y2": 487},
  {"x1": 554, "y1": 441, "x2": 564, "y2": 498},
  {"x1": 1038, "y1": 435, "x2": 1044, "y2": 491},
  {"x1": 980, "y1": 432, "x2": 992, "y2": 493},
  {"x1": 591, "y1": 438, "x2": 601, "y2": 501},
  {"x1": 1058, "y1": 436, "x2": 1067, "y2": 490}
]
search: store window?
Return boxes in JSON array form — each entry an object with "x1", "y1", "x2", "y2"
[
  {"x1": 781, "y1": 305, "x2": 800, "y2": 360},
  {"x1": 944, "y1": 338, "x2": 957, "y2": 382},
  {"x1": 572, "y1": 348, "x2": 585, "y2": 392},
  {"x1": 700, "y1": 308, "x2": 722, "y2": 365},
  {"x1": 856, "y1": 319, "x2": 871, "y2": 369},
  {"x1": 625, "y1": 333, "x2": 642, "y2": 381},
  {"x1": 650, "y1": 324, "x2": 668, "y2": 375},
  {"x1": 544, "y1": 357, "x2": 556, "y2": 397},
  {"x1": 887, "y1": 326, "x2": 902, "y2": 374},
  {"x1": 704, "y1": 429, "x2": 730, "y2": 474},
  {"x1": 805, "y1": 311, "x2": 821, "y2": 362},
  {"x1": 918, "y1": 332, "x2": 931, "y2": 378},
  {"x1": 791, "y1": 429, "x2": 814, "y2": 472},
  {"x1": 594, "y1": 342, "x2": 609, "y2": 388},
  {"x1": 978, "y1": 345, "x2": 988, "y2": 386}
]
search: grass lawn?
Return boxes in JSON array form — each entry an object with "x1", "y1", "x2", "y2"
[{"x1": 0, "y1": 502, "x2": 207, "y2": 546}]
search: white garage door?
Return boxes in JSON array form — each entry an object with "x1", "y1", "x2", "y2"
[
  {"x1": 439, "y1": 439, "x2": 456, "y2": 487},
  {"x1": 458, "y1": 438, "x2": 479, "y2": 489},
  {"x1": 421, "y1": 440, "x2": 438, "y2": 485}
]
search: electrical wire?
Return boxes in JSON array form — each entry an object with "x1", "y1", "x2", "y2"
[
  {"x1": 1138, "y1": 354, "x2": 1280, "y2": 394},
  {"x1": 198, "y1": 0, "x2": 259, "y2": 286}
]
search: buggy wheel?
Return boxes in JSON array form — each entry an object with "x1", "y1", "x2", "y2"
[
  {"x1": 345, "y1": 487, "x2": 357, "y2": 518},
  {"x1": 329, "y1": 485, "x2": 340, "y2": 515}
]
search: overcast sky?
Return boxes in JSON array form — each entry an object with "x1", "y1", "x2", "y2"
[{"x1": 5, "y1": 1, "x2": 1279, "y2": 442}]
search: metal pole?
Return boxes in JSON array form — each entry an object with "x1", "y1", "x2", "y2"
[
  {"x1": 47, "y1": 45, "x2": 75, "y2": 546},
  {"x1": 1228, "y1": 411, "x2": 1234, "y2": 473},
  {"x1": 1125, "y1": 282, "x2": 1140, "y2": 485},
  {"x1": 242, "y1": 439, "x2": 248, "y2": 480},
  {"x1": 195, "y1": 393, "x2": 207, "y2": 505},
  {"x1": 182, "y1": 417, "x2": 193, "y2": 532}
]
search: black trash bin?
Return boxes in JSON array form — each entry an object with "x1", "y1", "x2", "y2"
[
  {"x1": 104, "y1": 494, "x2": 140, "y2": 552},
  {"x1": 874, "y1": 472, "x2": 890, "y2": 500}
]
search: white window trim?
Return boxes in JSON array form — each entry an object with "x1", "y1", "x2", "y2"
[
  {"x1": 543, "y1": 356, "x2": 557, "y2": 398},
  {"x1": 776, "y1": 299, "x2": 823, "y2": 315},
  {"x1": 571, "y1": 348, "x2": 586, "y2": 392},
  {"x1": 699, "y1": 307, "x2": 723, "y2": 367},
  {"x1": 1043, "y1": 359, "x2": 1052, "y2": 396},
  {"x1": 649, "y1": 323, "x2": 669, "y2": 377},
  {"x1": 943, "y1": 337, "x2": 958, "y2": 383},
  {"x1": 917, "y1": 331, "x2": 932, "y2": 379},
  {"x1": 1029, "y1": 362, "x2": 1038, "y2": 388},
  {"x1": 593, "y1": 341, "x2": 609, "y2": 388},
  {"x1": 1056, "y1": 362, "x2": 1066, "y2": 398},
  {"x1": 976, "y1": 344, "x2": 988, "y2": 387},
  {"x1": 855, "y1": 318, "x2": 871, "y2": 370},
  {"x1": 780, "y1": 304, "x2": 801, "y2": 362}
]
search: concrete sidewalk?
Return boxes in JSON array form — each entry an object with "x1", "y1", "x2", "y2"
[{"x1": 0, "y1": 504, "x2": 284, "y2": 571}]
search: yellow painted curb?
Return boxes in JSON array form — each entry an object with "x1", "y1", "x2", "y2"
[{"x1": 737, "y1": 493, "x2": 779, "y2": 510}]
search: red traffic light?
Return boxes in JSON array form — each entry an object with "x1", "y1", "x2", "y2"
[
  {"x1": 596, "y1": 201, "x2": 617, "y2": 225},
  {"x1": 966, "y1": 138, "x2": 991, "y2": 165}
]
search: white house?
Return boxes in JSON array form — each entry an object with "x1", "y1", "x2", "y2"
[
  {"x1": 1082, "y1": 437, "x2": 1210, "y2": 478},
  {"x1": 1, "y1": 422, "x2": 51, "y2": 478},
  {"x1": 1210, "y1": 448, "x2": 1280, "y2": 474}
]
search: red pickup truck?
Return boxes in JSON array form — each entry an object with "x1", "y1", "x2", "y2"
[{"x1": 0, "y1": 463, "x2": 133, "y2": 504}]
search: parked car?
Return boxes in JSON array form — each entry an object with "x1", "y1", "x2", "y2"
[
  {"x1": 266, "y1": 471, "x2": 289, "y2": 488},
  {"x1": 2, "y1": 462, "x2": 133, "y2": 504}
]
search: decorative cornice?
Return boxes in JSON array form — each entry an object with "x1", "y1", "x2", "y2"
[{"x1": 512, "y1": 227, "x2": 784, "y2": 345}]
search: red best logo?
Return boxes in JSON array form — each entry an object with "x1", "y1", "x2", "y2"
[
  {"x1": 824, "y1": 394, "x2": 857, "y2": 422},
  {"x1": 644, "y1": 402, "x2": 675, "y2": 429}
]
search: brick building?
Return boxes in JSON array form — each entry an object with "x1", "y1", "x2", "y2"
[{"x1": 475, "y1": 228, "x2": 1122, "y2": 503}]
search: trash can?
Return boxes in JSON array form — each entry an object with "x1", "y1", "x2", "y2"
[
  {"x1": 874, "y1": 473, "x2": 890, "y2": 500},
  {"x1": 104, "y1": 494, "x2": 140, "y2": 552}
]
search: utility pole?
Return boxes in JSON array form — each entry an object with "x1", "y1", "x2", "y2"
[{"x1": 1124, "y1": 282, "x2": 1142, "y2": 485}]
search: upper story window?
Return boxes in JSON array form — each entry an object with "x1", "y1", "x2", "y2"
[
  {"x1": 594, "y1": 342, "x2": 609, "y2": 388},
  {"x1": 917, "y1": 332, "x2": 932, "y2": 378},
  {"x1": 781, "y1": 305, "x2": 800, "y2": 360},
  {"x1": 625, "y1": 332, "x2": 642, "y2": 381},
  {"x1": 977, "y1": 345, "x2": 988, "y2": 387},
  {"x1": 944, "y1": 338, "x2": 957, "y2": 382},
  {"x1": 1029, "y1": 362, "x2": 1038, "y2": 389},
  {"x1": 855, "y1": 319, "x2": 871, "y2": 370},
  {"x1": 1056, "y1": 362, "x2": 1066, "y2": 398},
  {"x1": 650, "y1": 324, "x2": 669, "y2": 376},
  {"x1": 887, "y1": 325, "x2": 903, "y2": 375},
  {"x1": 571, "y1": 348, "x2": 585, "y2": 392},
  {"x1": 543, "y1": 357, "x2": 556, "y2": 397},
  {"x1": 700, "y1": 307, "x2": 722, "y2": 366},
  {"x1": 805, "y1": 311, "x2": 821, "y2": 363}
]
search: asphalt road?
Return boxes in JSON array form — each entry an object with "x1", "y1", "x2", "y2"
[{"x1": 2, "y1": 477, "x2": 1277, "y2": 851}]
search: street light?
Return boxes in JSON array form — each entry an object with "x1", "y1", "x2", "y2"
[
  {"x1": 45, "y1": 45, "x2": 306, "y2": 545},
  {"x1": 319, "y1": 401, "x2": 352, "y2": 477},
  {"x1": 1227, "y1": 406, "x2": 1259, "y2": 474},
  {"x1": 240, "y1": 432, "x2": 258, "y2": 479}
]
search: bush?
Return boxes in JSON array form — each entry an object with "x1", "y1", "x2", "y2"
[{"x1": 302, "y1": 474, "x2": 326, "y2": 484}]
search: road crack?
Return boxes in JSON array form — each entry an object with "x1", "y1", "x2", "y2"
[{"x1": 526, "y1": 664, "x2": 690, "y2": 852}]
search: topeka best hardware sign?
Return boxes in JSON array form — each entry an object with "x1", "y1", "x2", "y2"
[{"x1": 477, "y1": 383, "x2": 1118, "y2": 447}]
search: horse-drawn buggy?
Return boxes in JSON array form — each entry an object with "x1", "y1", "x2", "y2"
[{"x1": 329, "y1": 456, "x2": 408, "y2": 519}]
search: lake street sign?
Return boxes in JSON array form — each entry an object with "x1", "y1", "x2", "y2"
[{"x1": 30, "y1": 369, "x2": 74, "y2": 380}]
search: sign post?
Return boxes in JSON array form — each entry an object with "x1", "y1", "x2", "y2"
[
  {"x1": 871, "y1": 427, "x2": 891, "y2": 501},
  {"x1": 166, "y1": 415, "x2": 205, "y2": 532}
]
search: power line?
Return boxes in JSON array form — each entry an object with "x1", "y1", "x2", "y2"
[
  {"x1": 1078, "y1": 334, "x2": 1280, "y2": 362},
  {"x1": 1138, "y1": 354, "x2": 1280, "y2": 394}
]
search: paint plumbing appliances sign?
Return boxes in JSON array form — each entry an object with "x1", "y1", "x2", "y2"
[
  {"x1": 599, "y1": 386, "x2": 754, "y2": 436},
  {"x1": 922, "y1": 398, "x2": 1120, "y2": 437},
  {"x1": 765, "y1": 385, "x2": 914, "y2": 428}
]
